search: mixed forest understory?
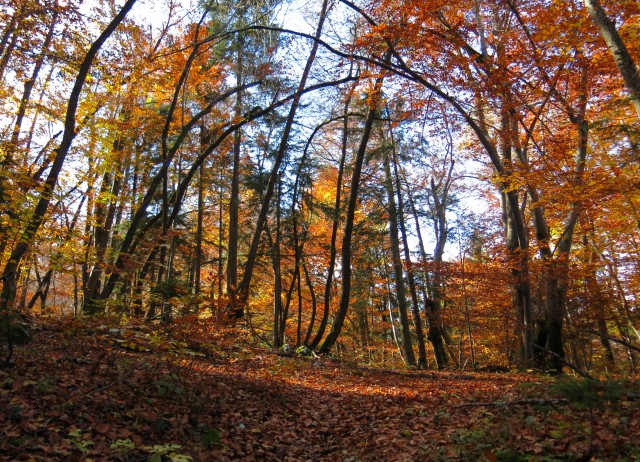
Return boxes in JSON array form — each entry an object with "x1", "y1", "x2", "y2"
[
  {"x1": 4, "y1": 0, "x2": 640, "y2": 459},
  {"x1": 1, "y1": 315, "x2": 640, "y2": 462}
]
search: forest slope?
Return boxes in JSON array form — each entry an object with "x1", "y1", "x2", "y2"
[{"x1": 1, "y1": 317, "x2": 639, "y2": 461}]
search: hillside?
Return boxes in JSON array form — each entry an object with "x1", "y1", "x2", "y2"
[{"x1": 1, "y1": 316, "x2": 639, "y2": 461}]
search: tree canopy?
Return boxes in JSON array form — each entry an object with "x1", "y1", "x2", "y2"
[{"x1": 1, "y1": 0, "x2": 640, "y2": 376}]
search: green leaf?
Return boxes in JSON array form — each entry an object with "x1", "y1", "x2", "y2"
[
  {"x1": 202, "y1": 428, "x2": 221, "y2": 448},
  {"x1": 549, "y1": 430, "x2": 564, "y2": 439}
]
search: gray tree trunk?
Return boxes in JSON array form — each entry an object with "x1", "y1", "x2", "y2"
[
  {"x1": 318, "y1": 65, "x2": 387, "y2": 355},
  {"x1": 583, "y1": 0, "x2": 640, "y2": 118},
  {"x1": 383, "y1": 148, "x2": 416, "y2": 367},
  {"x1": 1, "y1": 0, "x2": 138, "y2": 365}
]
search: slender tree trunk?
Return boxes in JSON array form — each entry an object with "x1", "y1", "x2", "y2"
[
  {"x1": 28, "y1": 191, "x2": 87, "y2": 312},
  {"x1": 583, "y1": 0, "x2": 640, "y2": 118},
  {"x1": 9, "y1": 7, "x2": 57, "y2": 153},
  {"x1": 0, "y1": 5, "x2": 21, "y2": 81},
  {"x1": 217, "y1": 168, "x2": 225, "y2": 313},
  {"x1": 288, "y1": 123, "x2": 315, "y2": 346},
  {"x1": 534, "y1": 64, "x2": 589, "y2": 372},
  {"x1": 383, "y1": 148, "x2": 416, "y2": 366},
  {"x1": 195, "y1": 162, "x2": 204, "y2": 300},
  {"x1": 272, "y1": 179, "x2": 284, "y2": 348},
  {"x1": 27, "y1": 270, "x2": 52, "y2": 311},
  {"x1": 310, "y1": 80, "x2": 356, "y2": 350},
  {"x1": 296, "y1": 260, "x2": 303, "y2": 346},
  {"x1": 84, "y1": 138, "x2": 125, "y2": 313},
  {"x1": 460, "y1": 251, "x2": 476, "y2": 368},
  {"x1": 498, "y1": 93, "x2": 535, "y2": 367},
  {"x1": 387, "y1": 115, "x2": 427, "y2": 367},
  {"x1": 227, "y1": 33, "x2": 244, "y2": 299},
  {"x1": 583, "y1": 251, "x2": 615, "y2": 367},
  {"x1": 318, "y1": 62, "x2": 387, "y2": 355},
  {"x1": 401, "y1": 165, "x2": 446, "y2": 368},
  {"x1": 302, "y1": 257, "x2": 317, "y2": 346},
  {"x1": 234, "y1": 0, "x2": 331, "y2": 313}
]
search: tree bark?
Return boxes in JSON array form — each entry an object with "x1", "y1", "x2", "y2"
[
  {"x1": 383, "y1": 146, "x2": 416, "y2": 366},
  {"x1": 318, "y1": 64, "x2": 387, "y2": 355},
  {"x1": 583, "y1": 0, "x2": 640, "y2": 118},
  {"x1": 1, "y1": 0, "x2": 138, "y2": 365}
]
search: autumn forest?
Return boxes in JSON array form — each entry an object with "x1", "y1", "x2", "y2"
[{"x1": 1, "y1": 0, "x2": 640, "y2": 459}]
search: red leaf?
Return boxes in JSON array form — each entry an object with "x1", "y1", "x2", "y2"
[
  {"x1": 483, "y1": 449, "x2": 497, "y2": 462},
  {"x1": 95, "y1": 423, "x2": 110, "y2": 434}
]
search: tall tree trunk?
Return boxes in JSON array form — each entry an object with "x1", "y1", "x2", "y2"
[
  {"x1": 318, "y1": 62, "x2": 387, "y2": 355},
  {"x1": 498, "y1": 93, "x2": 535, "y2": 367},
  {"x1": 383, "y1": 148, "x2": 416, "y2": 366},
  {"x1": 1, "y1": 0, "x2": 138, "y2": 365},
  {"x1": 195, "y1": 161, "x2": 205, "y2": 300},
  {"x1": 272, "y1": 179, "x2": 284, "y2": 348},
  {"x1": 387, "y1": 114, "x2": 428, "y2": 367},
  {"x1": 534, "y1": 64, "x2": 589, "y2": 372},
  {"x1": 227, "y1": 32, "x2": 244, "y2": 299},
  {"x1": 309, "y1": 80, "x2": 356, "y2": 350},
  {"x1": 401, "y1": 165, "x2": 447, "y2": 368},
  {"x1": 234, "y1": 0, "x2": 331, "y2": 313},
  {"x1": 583, "y1": 0, "x2": 640, "y2": 118},
  {"x1": 84, "y1": 138, "x2": 126, "y2": 313},
  {"x1": 302, "y1": 257, "x2": 318, "y2": 346},
  {"x1": 217, "y1": 167, "x2": 225, "y2": 312}
]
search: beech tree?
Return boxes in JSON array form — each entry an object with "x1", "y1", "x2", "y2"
[
  {"x1": 583, "y1": 0, "x2": 640, "y2": 118},
  {"x1": 1, "y1": 0, "x2": 138, "y2": 364},
  {"x1": 3, "y1": 0, "x2": 640, "y2": 373}
]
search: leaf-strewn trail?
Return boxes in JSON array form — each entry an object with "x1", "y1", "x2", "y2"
[{"x1": 1, "y1": 317, "x2": 639, "y2": 461}]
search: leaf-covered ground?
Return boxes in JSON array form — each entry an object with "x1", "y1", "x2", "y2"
[{"x1": 1, "y1": 316, "x2": 639, "y2": 461}]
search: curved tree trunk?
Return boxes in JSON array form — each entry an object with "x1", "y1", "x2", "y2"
[
  {"x1": 234, "y1": 0, "x2": 331, "y2": 314},
  {"x1": 1, "y1": 0, "x2": 138, "y2": 365},
  {"x1": 583, "y1": 0, "x2": 640, "y2": 118},
  {"x1": 318, "y1": 63, "x2": 387, "y2": 354},
  {"x1": 309, "y1": 81, "x2": 357, "y2": 350}
]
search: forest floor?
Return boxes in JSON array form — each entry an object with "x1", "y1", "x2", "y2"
[{"x1": 1, "y1": 315, "x2": 639, "y2": 462}]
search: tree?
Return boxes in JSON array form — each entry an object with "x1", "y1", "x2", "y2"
[
  {"x1": 1, "y1": 0, "x2": 139, "y2": 365},
  {"x1": 583, "y1": 0, "x2": 640, "y2": 118},
  {"x1": 319, "y1": 60, "x2": 388, "y2": 354},
  {"x1": 382, "y1": 130, "x2": 416, "y2": 366}
]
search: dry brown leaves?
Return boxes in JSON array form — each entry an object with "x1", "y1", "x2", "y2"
[{"x1": 1, "y1": 316, "x2": 638, "y2": 461}]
